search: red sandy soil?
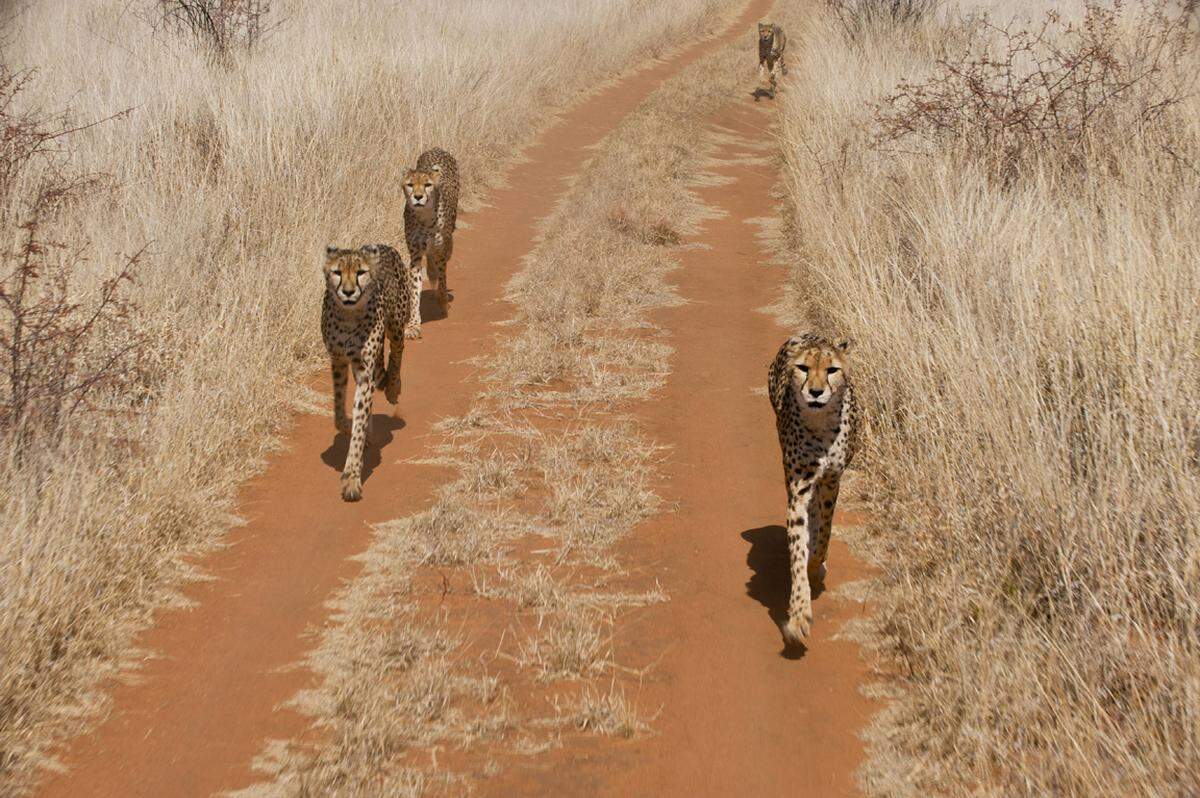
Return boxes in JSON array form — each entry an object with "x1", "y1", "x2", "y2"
[{"x1": 30, "y1": 1, "x2": 852, "y2": 797}]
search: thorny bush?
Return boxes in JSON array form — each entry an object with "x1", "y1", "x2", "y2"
[
  {"x1": 0, "y1": 66, "x2": 144, "y2": 466},
  {"x1": 874, "y1": 1, "x2": 1196, "y2": 180},
  {"x1": 827, "y1": 0, "x2": 943, "y2": 42},
  {"x1": 157, "y1": 0, "x2": 273, "y2": 62}
]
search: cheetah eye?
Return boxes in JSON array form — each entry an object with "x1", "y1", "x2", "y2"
[
  {"x1": 331, "y1": 269, "x2": 341, "y2": 276},
  {"x1": 424, "y1": 182, "x2": 433, "y2": 188},
  {"x1": 795, "y1": 364, "x2": 808, "y2": 373},
  {"x1": 827, "y1": 367, "x2": 840, "y2": 375}
]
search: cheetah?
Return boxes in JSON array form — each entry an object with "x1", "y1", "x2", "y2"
[
  {"x1": 757, "y1": 22, "x2": 787, "y2": 99},
  {"x1": 321, "y1": 244, "x2": 411, "y2": 502},
  {"x1": 402, "y1": 147, "x2": 460, "y2": 339},
  {"x1": 767, "y1": 333, "x2": 861, "y2": 647}
]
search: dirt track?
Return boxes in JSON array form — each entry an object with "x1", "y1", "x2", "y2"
[
  {"x1": 36, "y1": 1, "x2": 874, "y2": 795},
  {"x1": 476, "y1": 59, "x2": 876, "y2": 798}
]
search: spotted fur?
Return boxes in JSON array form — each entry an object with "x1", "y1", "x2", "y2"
[
  {"x1": 402, "y1": 147, "x2": 460, "y2": 338},
  {"x1": 757, "y1": 22, "x2": 787, "y2": 98},
  {"x1": 768, "y1": 333, "x2": 861, "y2": 647},
  {"x1": 321, "y1": 244, "x2": 411, "y2": 501}
]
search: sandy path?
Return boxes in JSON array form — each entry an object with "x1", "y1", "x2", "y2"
[
  {"x1": 480, "y1": 82, "x2": 877, "y2": 797},
  {"x1": 33, "y1": 3, "x2": 774, "y2": 797}
]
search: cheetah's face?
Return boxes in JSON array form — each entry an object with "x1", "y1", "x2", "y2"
[
  {"x1": 790, "y1": 340, "x2": 850, "y2": 410},
  {"x1": 759, "y1": 23, "x2": 773, "y2": 41},
  {"x1": 324, "y1": 246, "x2": 378, "y2": 308},
  {"x1": 403, "y1": 168, "x2": 439, "y2": 209}
]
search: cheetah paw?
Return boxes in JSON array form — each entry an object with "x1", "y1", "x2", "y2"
[
  {"x1": 335, "y1": 417, "x2": 352, "y2": 435},
  {"x1": 404, "y1": 325, "x2": 422, "y2": 340},
  {"x1": 807, "y1": 562, "x2": 827, "y2": 593},
  {"x1": 340, "y1": 474, "x2": 362, "y2": 502},
  {"x1": 384, "y1": 381, "x2": 400, "y2": 404},
  {"x1": 782, "y1": 609, "x2": 813, "y2": 648}
]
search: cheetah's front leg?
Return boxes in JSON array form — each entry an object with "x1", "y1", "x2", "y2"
[
  {"x1": 783, "y1": 478, "x2": 815, "y2": 647},
  {"x1": 331, "y1": 358, "x2": 351, "y2": 435},
  {"x1": 341, "y1": 357, "x2": 376, "y2": 502},
  {"x1": 405, "y1": 256, "x2": 423, "y2": 340}
]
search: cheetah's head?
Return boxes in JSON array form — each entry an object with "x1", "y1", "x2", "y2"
[
  {"x1": 403, "y1": 167, "x2": 440, "y2": 210},
  {"x1": 758, "y1": 23, "x2": 774, "y2": 40},
  {"x1": 324, "y1": 245, "x2": 381, "y2": 308},
  {"x1": 789, "y1": 338, "x2": 850, "y2": 410}
]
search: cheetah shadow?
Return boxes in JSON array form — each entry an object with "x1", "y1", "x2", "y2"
[
  {"x1": 742, "y1": 524, "x2": 825, "y2": 660},
  {"x1": 320, "y1": 414, "x2": 406, "y2": 485},
  {"x1": 750, "y1": 87, "x2": 776, "y2": 101},
  {"x1": 417, "y1": 288, "x2": 450, "y2": 325}
]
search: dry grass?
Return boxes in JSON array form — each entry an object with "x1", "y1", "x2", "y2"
[
  {"x1": 242, "y1": 16, "x2": 762, "y2": 794},
  {"x1": 776, "y1": 0, "x2": 1200, "y2": 794},
  {"x1": 556, "y1": 682, "x2": 651, "y2": 739},
  {"x1": 0, "y1": 0, "x2": 734, "y2": 792},
  {"x1": 516, "y1": 608, "x2": 611, "y2": 682}
]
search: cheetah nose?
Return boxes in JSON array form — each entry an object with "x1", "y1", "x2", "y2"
[{"x1": 807, "y1": 387, "x2": 824, "y2": 398}]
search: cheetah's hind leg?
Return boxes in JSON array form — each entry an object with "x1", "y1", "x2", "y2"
[
  {"x1": 434, "y1": 255, "x2": 449, "y2": 310},
  {"x1": 384, "y1": 312, "x2": 405, "y2": 405}
]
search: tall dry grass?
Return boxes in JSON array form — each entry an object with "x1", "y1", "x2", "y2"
[
  {"x1": 0, "y1": 0, "x2": 726, "y2": 791},
  {"x1": 777, "y1": 0, "x2": 1200, "y2": 794}
]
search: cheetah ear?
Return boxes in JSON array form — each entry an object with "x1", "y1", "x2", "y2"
[
  {"x1": 359, "y1": 244, "x2": 382, "y2": 265},
  {"x1": 325, "y1": 245, "x2": 340, "y2": 261},
  {"x1": 835, "y1": 338, "x2": 852, "y2": 353}
]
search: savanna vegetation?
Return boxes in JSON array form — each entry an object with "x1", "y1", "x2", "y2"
[
  {"x1": 0, "y1": 0, "x2": 727, "y2": 791},
  {"x1": 777, "y1": 0, "x2": 1200, "y2": 793}
]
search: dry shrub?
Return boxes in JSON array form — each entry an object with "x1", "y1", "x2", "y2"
[
  {"x1": 875, "y1": 1, "x2": 1195, "y2": 179},
  {"x1": 827, "y1": 0, "x2": 943, "y2": 41},
  {"x1": 156, "y1": 0, "x2": 273, "y2": 61},
  {"x1": 778, "y1": 1, "x2": 1200, "y2": 795},
  {"x1": 0, "y1": 68, "x2": 143, "y2": 464}
]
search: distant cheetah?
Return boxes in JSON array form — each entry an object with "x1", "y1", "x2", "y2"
[
  {"x1": 757, "y1": 22, "x2": 787, "y2": 98},
  {"x1": 402, "y1": 147, "x2": 460, "y2": 338},
  {"x1": 321, "y1": 244, "x2": 411, "y2": 501},
  {"x1": 768, "y1": 333, "x2": 862, "y2": 647}
]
